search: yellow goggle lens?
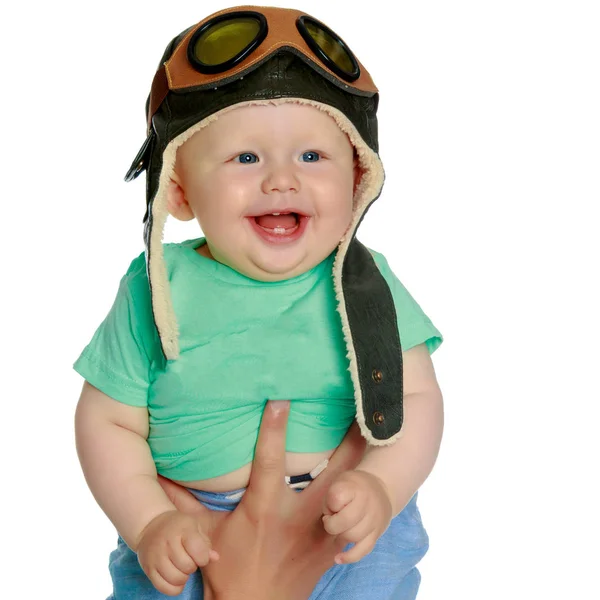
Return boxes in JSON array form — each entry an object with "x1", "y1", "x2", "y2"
[
  {"x1": 304, "y1": 21, "x2": 354, "y2": 74},
  {"x1": 192, "y1": 18, "x2": 261, "y2": 66}
]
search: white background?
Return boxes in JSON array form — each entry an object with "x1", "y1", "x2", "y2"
[{"x1": 2, "y1": 0, "x2": 598, "y2": 598}]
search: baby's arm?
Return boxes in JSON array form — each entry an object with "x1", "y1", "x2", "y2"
[
  {"x1": 355, "y1": 343, "x2": 444, "y2": 514},
  {"x1": 75, "y1": 381, "x2": 175, "y2": 549},
  {"x1": 322, "y1": 343, "x2": 444, "y2": 563},
  {"x1": 75, "y1": 381, "x2": 216, "y2": 594}
]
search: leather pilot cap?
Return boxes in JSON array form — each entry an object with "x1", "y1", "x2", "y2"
[{"x1": 125, "y1": 5, "x2": 405, "y2": 446}]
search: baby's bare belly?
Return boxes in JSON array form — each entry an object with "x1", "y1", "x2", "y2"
[{"x1": 171, "y1": 449, "x2": 335, "y2": 492}]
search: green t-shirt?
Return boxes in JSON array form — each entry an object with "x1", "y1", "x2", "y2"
[{"x1": 74, "y1": 238, "x2": 442, "y2": 481}]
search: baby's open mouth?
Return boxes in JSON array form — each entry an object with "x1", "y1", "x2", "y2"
[
  {"x1": 253, "y1": 212, "x2": 299, "y2": 234},
  {"x1": 247, "y1": 210, "x2": 310, "y2": 243}
]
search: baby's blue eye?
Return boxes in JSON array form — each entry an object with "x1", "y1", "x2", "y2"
[
  {"x1": 301, "y1": 151, "x2": 321, "y2": 162},
  {"x1": 237, "y1": 153, "x2": 258, "y2": 164}
]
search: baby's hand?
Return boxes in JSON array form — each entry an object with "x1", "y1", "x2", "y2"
[
  {"x1": 136, "y1": 510, "x2": 219, "y2": 596},
  {"x1": 322, "y1": 470, "x2": 393, "y2": 565}
]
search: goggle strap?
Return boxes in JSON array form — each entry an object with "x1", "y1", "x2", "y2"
[{"x1": 124, "y1": 130, "x2": 155, "y2": 182}]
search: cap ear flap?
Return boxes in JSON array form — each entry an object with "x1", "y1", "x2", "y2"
[{"x1": 353, "y1": 154, "x2": 364, "y2": 193}]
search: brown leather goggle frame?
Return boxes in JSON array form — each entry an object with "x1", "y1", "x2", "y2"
[{"x1": 146, "y1": 5, "x2": 378, "y2": 131}]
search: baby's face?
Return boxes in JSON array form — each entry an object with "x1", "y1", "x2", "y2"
[{"x1": 171, "y1": 102, "x2": 358, "y2": 282}]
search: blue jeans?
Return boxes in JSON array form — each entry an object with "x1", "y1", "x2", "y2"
[{"x1": 108, "y1": 487, "x2": 429, "y2": 600}]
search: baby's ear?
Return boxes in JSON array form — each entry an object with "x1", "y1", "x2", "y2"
[{"x1": 166, "y1": 178, "x2": 195, "y2": 221}]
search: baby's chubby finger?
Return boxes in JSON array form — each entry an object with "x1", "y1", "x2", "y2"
[
  {"x1": 327, "y1": 512, "x2": 371, "y2": 543},
  {"x1": 325, "y1": 479, "x2": 356, "y2": 514},
  {"x1": 182, "y1": 528, "x2": 218, "y2": 568},
  {"x1": 335, "y1": 532, "x2": 378, "y2": 565},
  {"x1": 322, "y1": 500, "x2": 363, "y2": 536},
  {"x1": 148, "y1": 568, "x2": 186, "y2": 597},
  {"x1": 149, "y1": 554, "x2": 190, "y2": 593},
  {"x1": 169, "y1": 540, "x2": 200, "y2": 575}
]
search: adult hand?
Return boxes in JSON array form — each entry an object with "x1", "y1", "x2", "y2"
[{"x1": 158, "y1": 401, "x2": 366, "y2": 600}]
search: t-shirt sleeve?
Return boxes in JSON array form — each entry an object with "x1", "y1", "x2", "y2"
[
  {"x1": 73, "y1": 254, "x2": 157, "y2": 407},
  {"x1": 370, "y1": 249, "x2": 443, "y2": 355}
]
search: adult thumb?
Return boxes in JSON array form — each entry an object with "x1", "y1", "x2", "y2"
[{"x1": 158, "y1": 475, "x2": 207, "y2": 516}]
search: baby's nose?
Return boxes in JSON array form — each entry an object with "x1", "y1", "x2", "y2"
[{"x1": 262, "y1": 164, "x2": 299, "y2": 193}]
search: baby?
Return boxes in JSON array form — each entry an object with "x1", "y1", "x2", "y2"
[{"x1": 74, "y1": 6, "x2": 444, "y2": 600}]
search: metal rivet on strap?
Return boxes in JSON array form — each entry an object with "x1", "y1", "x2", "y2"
[
  {"x1": 372, "y1": 369, "x2": 383, "y2": 383},
  {"x1": 373, "y1": 411, "x2": 385, "y2": 425}
]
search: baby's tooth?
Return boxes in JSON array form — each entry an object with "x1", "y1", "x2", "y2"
[{"x1": 273, "y1": 227, "x2": 286, "y2": 234}]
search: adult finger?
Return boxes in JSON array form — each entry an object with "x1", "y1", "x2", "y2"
[
  {"x1": 306, "y1": 422, "x2": 366, "y2": 499},
  {"x1": 246, "y1": 400, "x2": 290, "y2": 505},
  {"x1": 157, "y1": 476, "x2": 223, "y2": 539},
  {"x1": 158, "y1": 476, "x2": 204, "y2": 515}
]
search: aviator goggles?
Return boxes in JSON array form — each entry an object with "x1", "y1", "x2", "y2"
[
  {"x1": 188, "y1": 9, "x2": 360, "y2": 80},
  {"x1": 148, "y1": 6, "x2": 376, "y2": 126},
  {"x1": 126, "y1": 6, "x2": 377, "y2": 182}
]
